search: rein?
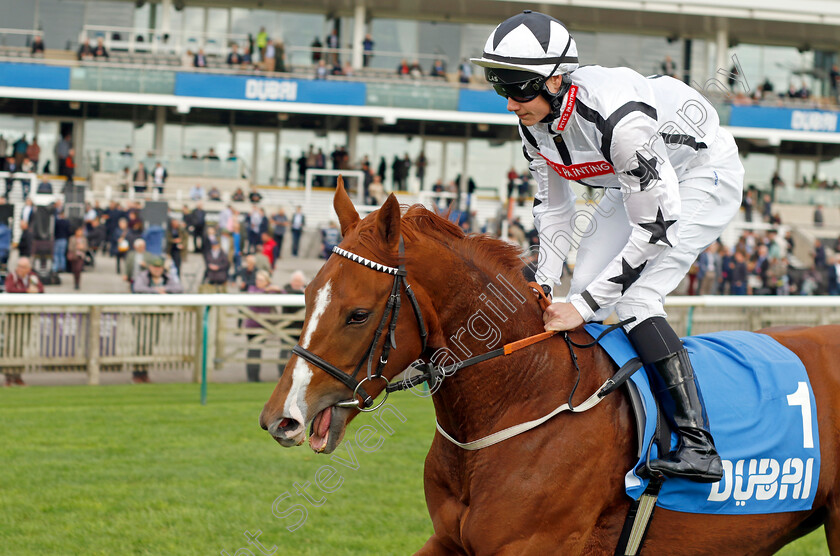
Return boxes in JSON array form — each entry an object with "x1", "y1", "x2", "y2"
[{"x1": 292, "y1": 238, "x2": 641, "y2": 446}]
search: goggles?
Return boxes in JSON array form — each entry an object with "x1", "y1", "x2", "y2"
[{"x1": 491, "y1": 78, "x2": 545, "y2": 103}]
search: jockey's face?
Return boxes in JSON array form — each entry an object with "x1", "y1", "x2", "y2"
[{"x1": 506, "y1": 75, "x2": 563, "y2": 126}]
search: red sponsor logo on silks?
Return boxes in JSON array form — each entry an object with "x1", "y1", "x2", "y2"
[
  {"x1": 538, "y1": 153, "x2": 615, "y2": 181},
  {"x1": 555, "y1": 85, "x2": 578, "y2": 132}
]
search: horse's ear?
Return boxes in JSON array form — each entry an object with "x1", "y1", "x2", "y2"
[
  {"x1": 376, "y1": 193, "x2": 401, "y2": 253},
  {"x1": 333, "y1": 175, "x2": 359, "y2": 236}
]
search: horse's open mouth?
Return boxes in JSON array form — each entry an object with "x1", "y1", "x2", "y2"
[{"x1": 308, "y1": 406, "x2": 347, "y2": 454}]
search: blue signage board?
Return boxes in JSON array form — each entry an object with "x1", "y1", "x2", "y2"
[
  {"x1": 174, "y1": 73, "x2": 366, "y2": 105},
  {"x1": 730, "y1": 105, "x2": 840, "y2": 133},
  {"x1": 0, "y1": 63, "x2": 70, "y2": 90},
  {"x1": 458, "y1": 88, "x2": 511, "y2": 114}
]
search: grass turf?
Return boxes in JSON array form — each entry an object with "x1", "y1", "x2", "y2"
[{"x1": 0, "y1": 383, "x2": 830, "y2": 555}]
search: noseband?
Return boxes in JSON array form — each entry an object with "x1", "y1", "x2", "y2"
[{"x1": 291, "y1": 236, "x2": 428, "y2": 411}]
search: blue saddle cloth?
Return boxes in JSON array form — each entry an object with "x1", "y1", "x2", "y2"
[{"x1": 584, "y1": 324, "x2": 820, "y2": 515}]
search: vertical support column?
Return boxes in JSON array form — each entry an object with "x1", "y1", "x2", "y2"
[
  {"x1": 682, "y1": 38, "x2": 692, "y2": 84},
  {"x1": 460, "y1": 126, "x2": 471, "y2": 211},
  {"x1": 352, "y1": 2, "x2": 366, "y2": 70},
  {"x1": 347, "y1": 116, "x2": 359, "y2": 166},
  {"x1": 154, "y1": 105, "x2": 166, "y2": 156},
  {"x1": 161, "y1": 0, "x2": 172, "y2": 50},
  {"x1": 715, "y1": 20, "x2": 728, "y2": 75},
  {"x1": 87, "y1": 306, "x2": 101, "y2": 385},
  {"x1": 192, "y1": 306, "x2": 203, "y2": 383},
  {"x1": 202, "y1": 7, "x2": 210, "y2": 49}
]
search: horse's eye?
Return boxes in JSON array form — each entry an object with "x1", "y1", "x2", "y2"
[{"x1": 347, "y1": 311, "x2": 369, "y2": 325}]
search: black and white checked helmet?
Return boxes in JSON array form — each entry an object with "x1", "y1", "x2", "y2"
[{"x1": 471, "y1": 11, "x2": 579, "y2": 78}]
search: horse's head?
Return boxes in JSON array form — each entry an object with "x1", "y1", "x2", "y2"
[{"x1": 260, "y1": 179, "x2": 434, "y2": 454}]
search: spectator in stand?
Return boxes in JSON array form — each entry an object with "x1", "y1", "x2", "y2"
[
  {"x1": 307, "y1": 36, "x2": 322, "y2": 63},
  {"x1": 262, "y1": 39, "x2": 276, "y2": 72},
  {"x1": 237, "y1": 254, "x2": 259, "y2": 291},
  {"x1": 742, "y1": 189, "x2": 755, "y2": 222},
  {"x1": 204, "y1": 148, "x2": 220, "y2": 160},
  {"x1": 731, "y1": 251, "x2": 748, "y2": 295},
  {"x1": 186, "y1": 184, "x2": 204, "y2": 202},
  {"x1": 112, "y1": 217, "x2": 130, "y2": 274},
  {"x1": 274, "y1": 41, "x2": 286, "y2": 73},
  {"x1": 458, "y1": 58, "x2": 472, "y2": 83},
  {"x1": 133, "y1": 255, "x2": 182, "y2": 294},
  {"x1": 190, "y1": 202, "x2": 206, "y2": 252},
  {"x1": 409, "y1": 60, "x2": 423, "y2": 78},
  {"x1": 315, "y1": 59, "x2": 328, "y2": 80},
  {"x1": 227, "y1": 150, "x2": 238, "y2": 161},
  {"x1": 362, "y1": 34, "x2": 374, "y2": 67},
  {"x1": 368, "y1": 174, "x2": 385, "y2": 205},
  {"x1": 193, "y1": 48, "x2": 207, "y2": 68},
  {"x1": 26, "y1": 137, "x2": 40, "y2": 172},
  {"x1": 415, "y1": 151, "x2": 427, "y2": 189},
  {"x1": 320, "y1": 221, "x2": 340, "y2": 259},
  {"x1": 66, "y1": 226, "x2": 88, "y2": 290},
  {"x1": 63, "y1": 148, "x2": 76, "y2": 179},
  {"x1": 203, "y1": 239, "x2": 229, "y2": 292},
  {"x1": 279, "y1": 270, "x2": 307, "y2": 370},
  {"x1": 125, "y1": 238, "x2": 155, "y2": 290},
  {"x1": 240, "y1": 46, "x2": 253, "y2": 67},
  {"x1": 227, "y1": 43, "x2": 243, "y2": 66},
  {"x1": 761, "y1": 193, "x2": 773, "y2": 222},
  {"x1": 248, "y1": 188, "x2": 263, "y2": 203},
  {"x1": 660, "y1": 55, "x2": 677, "y2": 78},
  {"x1": 3, "y1": 257, "x2": 43, "y2": 386},
  {"x1": 231, "y1": 187, "x2": 245, "y2": 202},
  {"x1": 12, "y1": 135, "x2": 28, "y2": 167},
  {"x1": 397, "y1": 58, "x2": 410, "y2": 76},
  {"x1": 326, "y1": 28, "x2": 339, "y2": 66},
  {"x1": 430, "y1": 59, "x2": 447, "y2": 79},
  {"x1": 16, "y1": 220, "x2": 33, "y2": 258},
  {"x1": 132, "y1": 162, "x2": 148, "y2": 193},
  {"x1": 828, "y1": 254, "x2": 840, "y2": 296},
  {"x1": 208, "y1": 186, "x2": 221, "y2": 201},
  {"x1": 93, "y1": 37, "x2": 109, "y2": 59},
  {"x1": 77, "y1": 38, "x2": 94, "y2": 60},
  {"x1": 271, "y1": 207, "x2": 288, "y2": 261},
  {"x1": 166, "y1": 217, "x2": 188, "y2": 278},
  {"x1": 831, "y1": 65, "x2": 840, "y2": 100},
  {"x1": 247, "y1": 205, "x2": 266, "y2": 253},
  {"x1": 814, "y1": 204, "x2": 824, "y2": 227},
  {"x1": 244, "y1": 269, "x2": 282, "y2": 382},
  {"x1": 53, "y1": 210, "x2": 70, "y2": 273},
  {"x1": 261, "y1": 231, "x2": 277, "y2": 267},
  {"x1": 813, "y1": 238, "x2": 827, "y2": 269},
  {"x1": 152, "y1": 162, "x2": 167, "y2": 194},
  {"x1": 86, "y1": 217, "x2": 106, "y2": 260},
  {"x1": 290, "y1": 205, "x2": 305, "y2": 257},
  {"x1": 187, "y1": 149, "x2": 199, "y2": 160},
  {"x1": 256, "y1": 27, "x2": 268, "y2": 60},
  {"x1": 130, "y1": 256, "x2": 183, "y2": 383},
  {"x1": 31, "y1": 35, "x2": 45, "y2": 57}
]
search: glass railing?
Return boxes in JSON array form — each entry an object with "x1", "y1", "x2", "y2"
[
  {"x1": 93, "y1": 152, "x2": 246, "y2": 180},
  {"x1": 775, "y1": 187, "x2": 840, "y2": 207},
  {"x1": 70, "y1": 65, "x2": 175, "y2": 94},
  {"x1": 366, "y1": 82, "x2": 459, "y2": 110}
]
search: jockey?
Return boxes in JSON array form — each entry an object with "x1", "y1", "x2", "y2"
[{"x1": 473, "y1": 11, "x2": 744, "y2": 482}]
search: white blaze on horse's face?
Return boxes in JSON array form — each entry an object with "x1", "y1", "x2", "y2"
[{"x1": 283, "y1": 280, "x2": 333, "y2": 439}]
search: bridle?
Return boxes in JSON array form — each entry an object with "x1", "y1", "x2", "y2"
[{"x1": 291, "y1": 236, "x2": 428, "y2": 412}]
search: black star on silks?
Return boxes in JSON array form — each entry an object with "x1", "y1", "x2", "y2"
[
  {"x1": 626, "y1": 151, "x2": 660, "y2": 191},
  {"x1": 639, "y1": 207, "x2": 677, "y2": 247},
  {"x1": 608, "y1": 258, "x2": 647, "y2": 294},
  {"x1": 493, "y1": 12, "x2": 551, "y2": 52}
]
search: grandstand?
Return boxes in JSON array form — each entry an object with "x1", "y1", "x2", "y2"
[{"x1": 0, "y1": 0, "x2": 838, "y2": 270}]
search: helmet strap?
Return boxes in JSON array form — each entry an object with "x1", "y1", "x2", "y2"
[{"x1": 540, "y1": 74, "x2": 572, "y2": 123}]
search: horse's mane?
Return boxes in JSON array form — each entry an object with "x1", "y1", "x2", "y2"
[{"x1": 354, "y1": 204, "x2": 528, "y2": 287}]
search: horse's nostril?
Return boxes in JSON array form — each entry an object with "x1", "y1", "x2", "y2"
[{"x1": 278, "y1": 418, "x2": 291, "y2": 429}]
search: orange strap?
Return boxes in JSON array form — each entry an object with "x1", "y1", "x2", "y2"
[
  {"x1": 500, "y1": 282, "x2": 558, "y2": 355},
  {"x1": 503, "y1": 330, "x2": 557, "y2": 355}
]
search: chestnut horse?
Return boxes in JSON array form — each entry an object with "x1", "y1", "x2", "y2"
[{"x1": 260, "y1": 183, "x2": 840, "y2": 555}]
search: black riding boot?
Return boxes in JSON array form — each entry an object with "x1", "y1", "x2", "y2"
[{"x1": 646, "y1": 349, "x2": 723, "y2": 483}]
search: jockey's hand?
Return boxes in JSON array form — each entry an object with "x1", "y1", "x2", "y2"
[{"x1": 543, "y1": 302, "x2": 584, "y2": 332}]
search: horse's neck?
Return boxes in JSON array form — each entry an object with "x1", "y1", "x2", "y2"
[{"x1": 418, "y1": 264, "x2": 610, "y2": 443}]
